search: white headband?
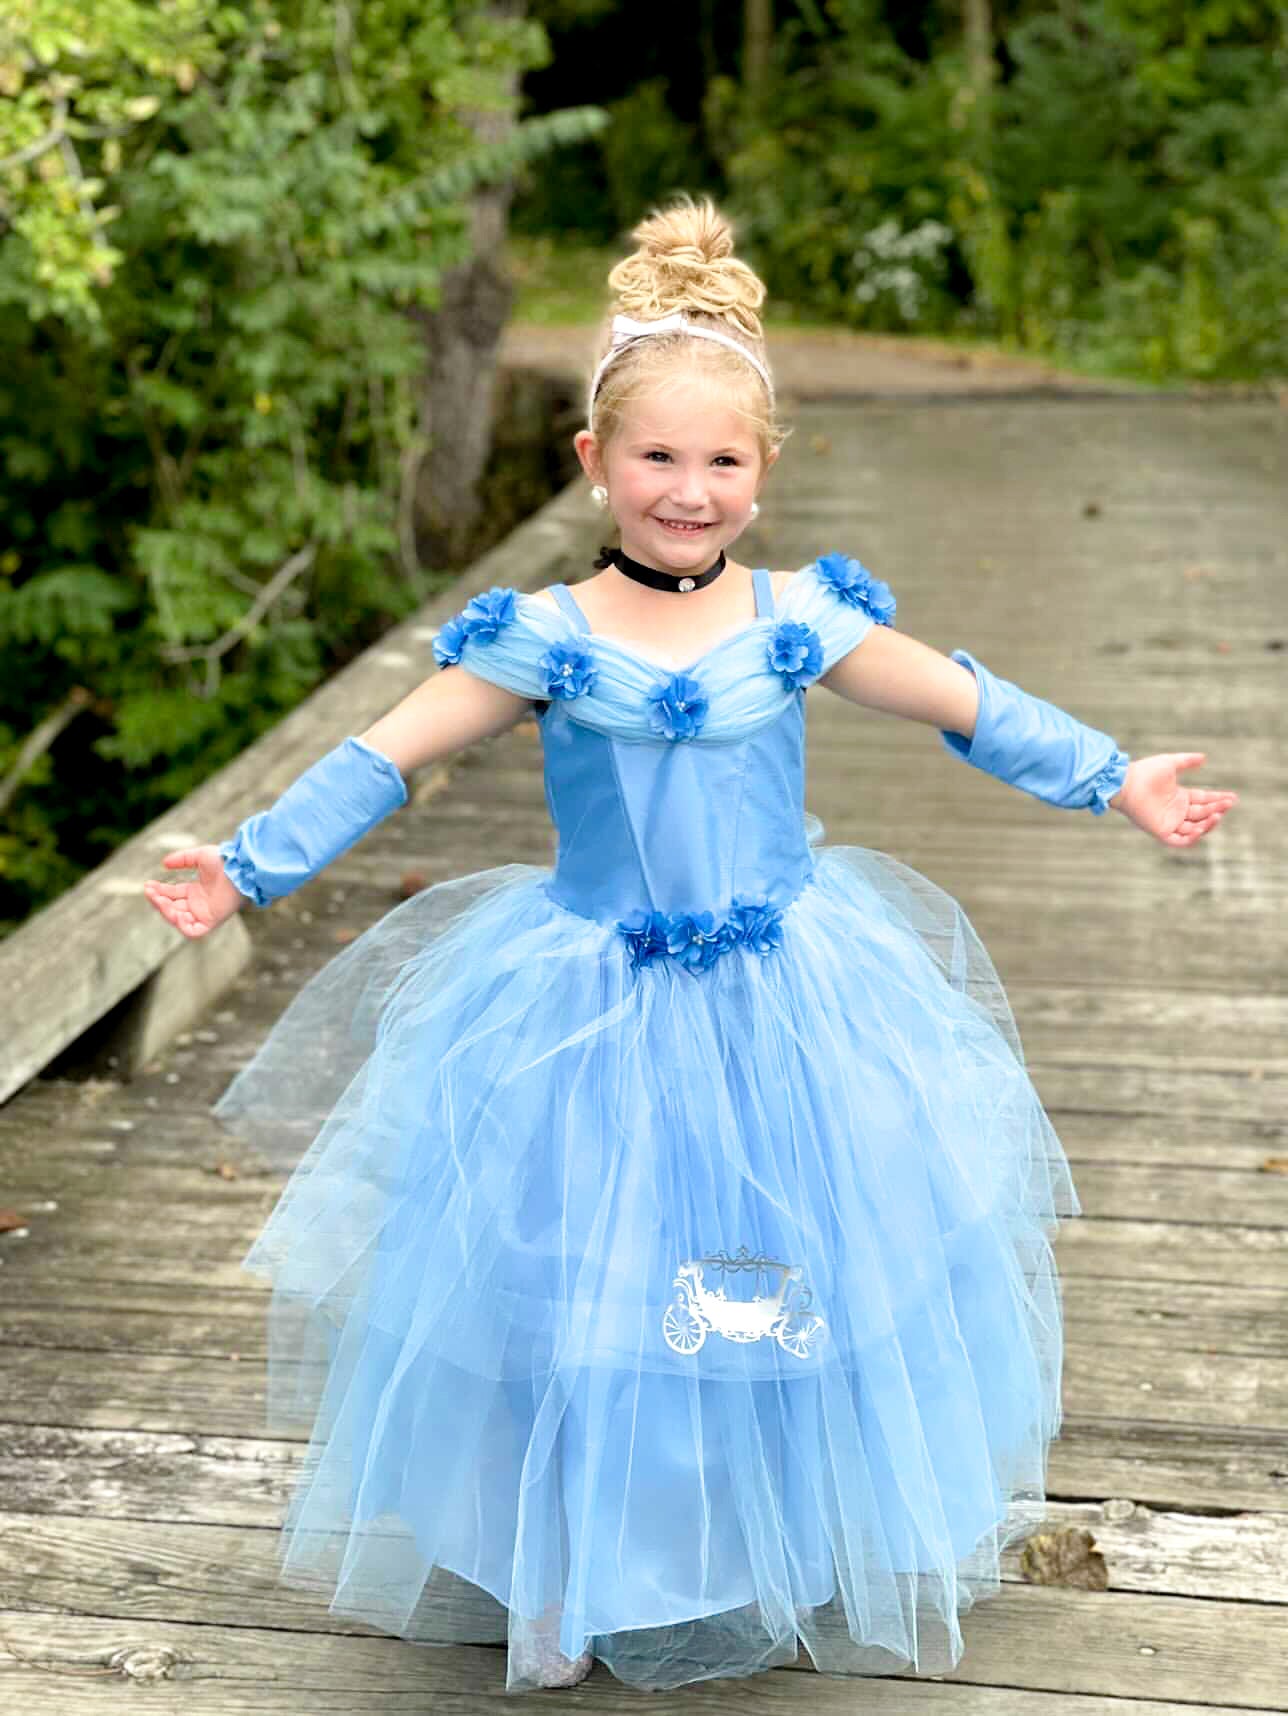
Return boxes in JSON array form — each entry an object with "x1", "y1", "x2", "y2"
[{"x1": 586, "y1": 311, "x2": 775, "y2": 423}]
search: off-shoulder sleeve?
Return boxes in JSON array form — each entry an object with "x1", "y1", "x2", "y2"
[
  {"x1": 430, "y1": 585, "x2": 559, "y2": 701},
  {"x1": 782, "y1": 552, "x2": 896, "y2": 677}
]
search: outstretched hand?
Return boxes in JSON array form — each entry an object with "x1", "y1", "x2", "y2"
[
  {"x1": 1112, "y1": 754, "x2": 1238, "y2": 848},
  {"x1": 143, "y1": 844, "x2": 246, "y2": 939}
]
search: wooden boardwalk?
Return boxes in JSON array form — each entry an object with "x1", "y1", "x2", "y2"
[{"x1": 2, "y1": 396, "x2": 1285, "y2": 1712}]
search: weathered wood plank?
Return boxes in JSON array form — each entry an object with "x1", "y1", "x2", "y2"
[
  {"x1": 1, "y1": 1455, "x2": 1283, "y2": 1603},
  {"x1": 1011, "y1": 984, "x2": 1288, "y2": 1061},
  {"x1": 5, "y1": 1274, "x2": 1285, "y2": 1362},
  {"x1": 3, "y1": 1607, "x2": 1285, "y2": 1714},
  {"x1": 3, "y1": 1211, "x2": 1280, "y2": 1297},
  {"x1": 1, "y1": 1332, "x2": 1284, "y2": 1439},
  {"x1": 1062, "y1": 1342, "x2": 1288, "y2": 1428},
  {"x1": 3, "y1": 1412, "x2": 1280, "y2": 1528},
  {"x1": 1060, "y1": 1277, "x2": 1288, "y2": 1356},
  {"x1": 5, "y1": 1146, "x2": 1286, "y2": 1236},
  {"x1": 40, "y1": 1227, "x2": 1288, "y2": 1315},
  {"x1": 0, "y1": 1568, "x2": 1283, "y2": 1708},
  {"x1": 1068, "y1": 1162, "x2": 1288, "y2": 1228},
  {"x1": 1029, "y1": 1063, "x2": 1287, "y2": 1124},
  {"x1": 1036, "y1": 1110, "x2": 1288, "y2": 1173},
  {"x1": 62, "y1": 1042, "x2": 1286, "y2": 1129},
  {"x1": 1049, "y1": 1417, "x2": 1288, "y2": 1516},
  {"x1": 1054, "y1": 1218, "x2": 1288, "y2": 1286},
  {"x1": 5, "y1": 1085, "x2": 1284, "y2": 1178}
]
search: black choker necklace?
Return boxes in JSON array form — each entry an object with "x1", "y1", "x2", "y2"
[{"x1": 593, "y1": 542, "x2": 727, "y2": 592}]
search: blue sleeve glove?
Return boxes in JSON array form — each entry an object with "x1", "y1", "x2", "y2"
[
  {"x1": 219, "y1": 737, "x2": 408, "y2": 907},
  {"x1": 939, "y1": 649, "x2": 1130, "y2": 815}
]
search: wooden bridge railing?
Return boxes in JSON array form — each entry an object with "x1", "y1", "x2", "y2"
[{"x1": 0, "y1": 480, "x2": 593, "y2": 1107}]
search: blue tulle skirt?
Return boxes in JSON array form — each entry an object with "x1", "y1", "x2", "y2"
[{"x1": 214, "y1": 816, "x2": 1078, "y2": 1691}]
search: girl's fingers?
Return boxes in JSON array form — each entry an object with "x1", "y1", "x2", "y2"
[
  {"x1": 1168, "y1": 810, "x2": 1224, "y2": 845},
  {"x1": 143, "y1": 878, "x2": 210, "y2": 939},
  {"x1": 1175, "y1": 791, "x2": 1237, "y2": 825},
  {"x1": 162, "y1": 849, "x2": 202, "y2": 870},
  {"x1": 147, "y1": 877, "x2": 203, "y2": 896}
]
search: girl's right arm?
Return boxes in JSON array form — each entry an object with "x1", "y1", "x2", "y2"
[
  {"x1": 358, "y1": 661, "x2": 536, "y2": 775},
  {"x1": 144, "y1": 665, "x2": 535, "y2": 939}
]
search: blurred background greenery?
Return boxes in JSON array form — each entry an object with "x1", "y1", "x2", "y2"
[
  {"x1": 1, "y1": 0, "x2": 1284, "y2": 931},
  {"x1": 509, "y1": 0, "x2": 1286, "y2": 377}
]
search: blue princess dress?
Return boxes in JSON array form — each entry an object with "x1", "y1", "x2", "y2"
[{"x1": 214, "y1": 555, "x2": 1079, "y2": 1692}]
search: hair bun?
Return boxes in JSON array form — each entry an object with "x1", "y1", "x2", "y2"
[{"x1": 607, "y1": 193, "x2": 765, "y2": 341}]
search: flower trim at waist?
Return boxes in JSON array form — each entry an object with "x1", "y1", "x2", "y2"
[{"x1": 616, "y1": 894, "x2": 784, "y2": 974}]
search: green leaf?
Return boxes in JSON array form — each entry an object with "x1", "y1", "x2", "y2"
[{"x1": 0, "y1": 567, "x2": 134, "y2": 644}]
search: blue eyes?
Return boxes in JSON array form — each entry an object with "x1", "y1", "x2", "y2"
[{"x1": 644, "y1": 451, "x2": 740, "y2": 466}]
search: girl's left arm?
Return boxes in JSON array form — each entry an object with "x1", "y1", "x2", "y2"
[
  {"x1": 818, "y1": 626, "x2": 1239, "y2": 849},
  {"x1": 818, "y1": 625, "x2": 980, "y2": 735}
]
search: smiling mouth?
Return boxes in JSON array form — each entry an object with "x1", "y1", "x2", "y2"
[{"x1": 655, "y1": 519, "x2": 713, "y2": 532}]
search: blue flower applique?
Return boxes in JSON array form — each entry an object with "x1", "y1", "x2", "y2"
[
  {"x1": 726, "y1": 894, "x2": 785, "y2": 956},
  {"x1": 767, "y1": 619, "x2": 823, "y2": 689},
  {"x1": 816, "y1": 552, "x2": 897, "y2": 627},
  {"x1": 615, "y1": 893, "x2": 786, "y2": 973},
  {"x1": 616, "y1": 909, "x2": 672, "y2": 970},
  {"x1": 432, "y1": 585, "x2": 519, "y2": 666},
  {"x1": 538, "y1": 640, "x2": 598, "y2": 701},
  {"x1": 646, "y1": 672, "x2": 708, "y2": 742},
  {"x1": 432, "y1": 612, "x2": 471, "y2": 667},
  {"x1": 666, "y1": 910, "x2": 733, "y2": 973}
]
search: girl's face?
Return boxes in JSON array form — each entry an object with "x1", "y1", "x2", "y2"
[{"x1": 577, "y1": 377, "x2": 774, "y2": 574}]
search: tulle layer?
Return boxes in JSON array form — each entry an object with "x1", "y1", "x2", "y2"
[{"x1": 215, "y1": 820, "x2": 1079, "y2": 1691}]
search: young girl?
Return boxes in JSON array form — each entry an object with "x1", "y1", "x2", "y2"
[{"x1": 143, "y1": 195, "x2": 1237, "y2": 1694}]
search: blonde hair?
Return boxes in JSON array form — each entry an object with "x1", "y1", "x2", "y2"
[{"x1": 586, "y1": 194, "x2": 787, "y2": 467}]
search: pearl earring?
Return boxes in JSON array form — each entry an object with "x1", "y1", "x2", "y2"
[
  {"x1": 591, "y1": 484, "x2": 609, "y2": 509},
  {"x1": 750, "y1": 501, "x2": 760, "y2": 520}
]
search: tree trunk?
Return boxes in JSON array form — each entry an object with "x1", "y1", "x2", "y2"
[
  {"x1": 409, "y1": 2, "x2": 522, "y2": 569},
  {"x1": 963, "y1": 0, "x2": 994, "y2": 147},
  {"x1": 743, "y1": 0, "x2": 773, "y2": 116}
]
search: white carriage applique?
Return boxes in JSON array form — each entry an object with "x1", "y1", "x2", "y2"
[{"x1": 662, "y1": 1245, "x2": 827, "y2": 1359}]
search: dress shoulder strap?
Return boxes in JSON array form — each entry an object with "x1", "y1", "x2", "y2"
[
  {"x1": 752, "y1": 566, "x2": 775, "y2": 618},
  {"x1": 548, "y1": 582, "x2": 591, "y2": 631}
]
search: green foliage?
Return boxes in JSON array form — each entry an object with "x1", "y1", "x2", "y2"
[
  {"x1": 517, "y1": 0, "x2": 1287, "y2": 379},
  {"x1": 985, "y1": 6, "x2": 1288, "y2": 375},
  {"x1": 0, "y1": 565, "x2": 136, "y2": 642},
  {"x1": 0, "y1": 789, "x2": 84, "y2": 910},
  {"x1": 0, "y1": 0, "x2": 224, "y2": 322},
  {"x1": 508, "y1": 136, "x2": 618, "y2": 241},
  {"x1": 600, "y1": 79, "x2": 699, "y2": 232},
  {"x1": 715, "y1": 0, "x2": 1287, "y2": 370},
  {"x1": 713, "y1": 20, "x2": 967, "y2": 330},
  {"x1": 505, "y1": 234, "x2": 622, "y2": 323},
  {"x1": 0, "y1": 0, "x2": 606, "y2": 932},
  {"x1": 419, "y1": 106, "x2": 609, "y2": 206}
]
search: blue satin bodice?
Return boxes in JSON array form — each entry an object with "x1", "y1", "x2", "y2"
[
  {"x1": 538, "y1": 569, "x2": 815, "y2": 928},
  {"x1": 424, "y1": 554, "x2": 890, "y2": 965}
]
